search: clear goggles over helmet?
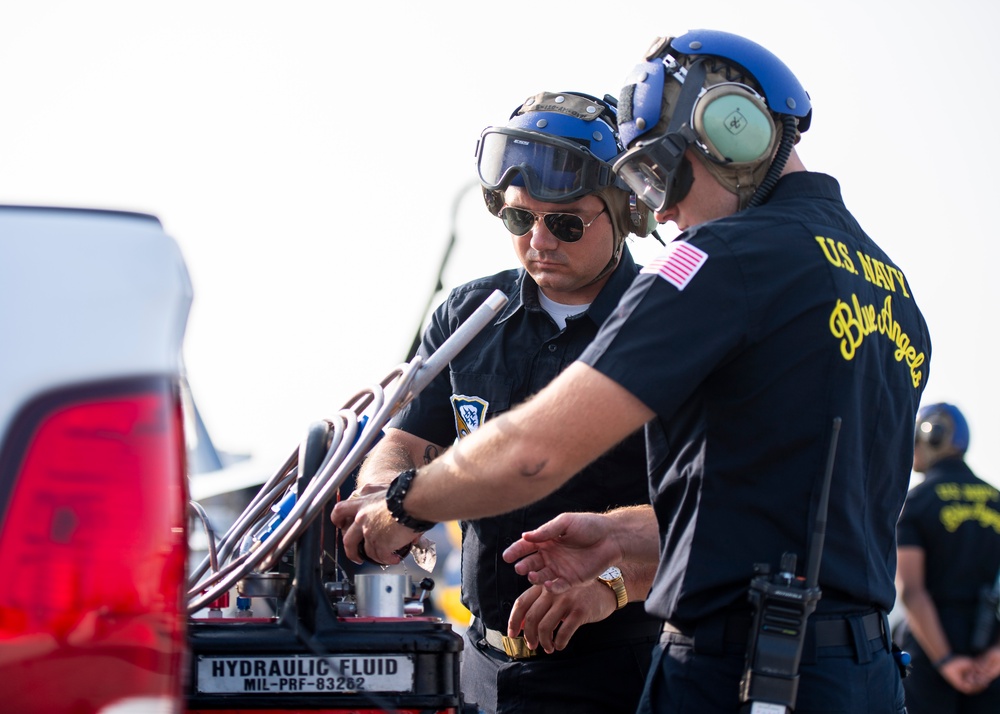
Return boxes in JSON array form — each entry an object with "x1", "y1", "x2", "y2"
[
  {"x1": 476, "y1": 127, "x2": 617, "y2": 204},
  {"x1": 612, "y1": 127, "x2": 696, "y2": 214},
  {"x1": 612, "y1": 60, "x2": 708, "y2": 214}
]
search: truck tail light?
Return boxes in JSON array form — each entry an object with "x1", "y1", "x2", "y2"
[{"x1": 0, "y1": 377, "x2": 188, "y2": 713}]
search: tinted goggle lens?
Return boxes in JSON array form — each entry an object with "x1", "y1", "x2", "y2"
[
  {"x1": 477, "y1": 129, "x2": 607, "y2": 202},
  {"x1": 498, "y1": 207, "x2": 587, "y2": 242}
]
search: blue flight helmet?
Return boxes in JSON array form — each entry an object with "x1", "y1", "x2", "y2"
[
  {"x1": 476, "y1": 91, "x2": 656, "y2": 244},
  {"x1": 613, "y1": 30, "x2": 812, "y2": 213},
  {"x1": 915, "y1": 403, "x2": 971, "y2": 454}
]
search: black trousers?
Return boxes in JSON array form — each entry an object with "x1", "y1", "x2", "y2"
[
  {"x1": 638, "y1": 611, "x2": 907, "y2": 713},
  {"x1": 460, "y1": 626, "x2": 656, "y2": 714}
]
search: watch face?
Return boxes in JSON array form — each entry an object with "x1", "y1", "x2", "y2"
[{"x1": 600, "y1": 566, "x2": 622, "y2": 581}]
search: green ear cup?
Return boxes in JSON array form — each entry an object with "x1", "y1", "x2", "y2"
[{"x1": 695, "y1": 88, "x2": 775, "y2": 163}]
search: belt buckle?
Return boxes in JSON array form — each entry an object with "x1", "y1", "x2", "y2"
[{"x1": 501, "y1": 634, "x2": 537, "y2": 659}]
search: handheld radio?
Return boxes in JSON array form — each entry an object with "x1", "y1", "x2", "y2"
[
  {"x1": 738, "y1": 418, "x2": 841, "y2": 714},
  {"x1": 970, "y1": 568, "x2": 1000, "y2": 654}
]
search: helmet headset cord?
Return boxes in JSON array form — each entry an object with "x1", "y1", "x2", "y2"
[{"x1": 746, "y1": 115, "x2": 798, "y2": 209}]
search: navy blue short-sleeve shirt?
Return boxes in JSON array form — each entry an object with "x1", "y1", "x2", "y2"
[
  {"x1": 392, "y1": 249, "x2": 655, "y2": 633},
  {"x1": 897, "y1": 458, "x2": 1000, "y2": 618},
  {"x1": 581, "y1": 172, "x2": 931, "y2": 625}
]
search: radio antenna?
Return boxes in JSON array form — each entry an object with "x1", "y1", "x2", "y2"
[{"x1": 806, "y1": 417, "x2": 841, "y2": 589}]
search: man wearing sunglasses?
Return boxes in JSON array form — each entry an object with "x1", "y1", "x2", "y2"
[
  {"x1": 334, "y1": 30, "x2": 932, "y2": 713},
  {"x1": 334, "y1": 90, "x2": 662, "y2": 714}
]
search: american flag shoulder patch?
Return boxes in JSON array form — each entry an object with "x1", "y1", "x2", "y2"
[{"x1": 640, "y1": 241, "x2": 708, "y2": 290}]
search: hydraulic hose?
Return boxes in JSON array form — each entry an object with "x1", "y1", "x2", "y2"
[{"x1": 187, "y1": 289, "x2": 508, "y2": 614}]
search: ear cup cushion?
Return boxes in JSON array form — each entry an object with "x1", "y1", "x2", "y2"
[
  {"x1": 926, "y1": 422, "x2": 946, "y2": 447},
  {"x1": 692, "y1": 84, "x2": 776, "y2": 164},
  {"x1": 914, "y1": 419, "x2": 944, "y2": 447},
  {"x1": 627, "y1": 192, "x2": 657, "y2": 237},
  {"x1": 916, "y1": 403, "x2": 969, "y2": 452}
]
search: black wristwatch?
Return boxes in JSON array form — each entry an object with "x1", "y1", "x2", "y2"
[{"x1": 385, "y1": 469, "x2": 436, "y2": 533}]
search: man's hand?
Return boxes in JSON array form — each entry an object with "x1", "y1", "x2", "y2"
[
  {"x1": 502, "y1": 512, "x2": 621, "y2": 594},
  {"x1": 507, "y1": 581, "x2": 617, "y2": 654},
  {"x1": 331, "y1": 485, "x2": 421, "y2": 565},
  {"x1": 977, "y1": 644, "x2": 1000, "y2": 679},
  {"x1": 969, "y1": 645, "x2": 1000, "y2": 691},
  {"x1": 939, "y1": 655, "x2": 987, "y2": 694}
]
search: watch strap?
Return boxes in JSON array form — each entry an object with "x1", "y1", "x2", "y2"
[
  {"x1": 598, "y1": 569, "x2": 628, "y2": 610},
  {"x1": 386, "y1": 469, "x2": 436, "y2": 533}
]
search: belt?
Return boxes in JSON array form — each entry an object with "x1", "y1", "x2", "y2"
[
  {"x1": 477, "y1": 618, "x2": 663, "y2": 660},
  {"x1": 482, "y1": 626, "x2": 537, "y2": 659},
  {"x1": 662, "y1": 610, "x2": 886, "y2": 657}
]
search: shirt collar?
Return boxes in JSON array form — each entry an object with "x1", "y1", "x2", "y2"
[
  {"x1": 764, "y1": 171, "x2": 843, "y2": 205},
  {"x1": 496, "y1": 246, "x2": 639, "y2": 327}
]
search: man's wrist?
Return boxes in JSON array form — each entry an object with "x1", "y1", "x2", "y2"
[
  {"x1": 385, "y1": 469, "x2": 436, "y2": 533},
  {"x1": 596, "y1": 565, "x2": 628, "y2": 610},
  {"x1": 933, "y1": 652, "x2": 955, "y2": 669}
]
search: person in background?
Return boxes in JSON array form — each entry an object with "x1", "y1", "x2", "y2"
[
  {"x1": 896, "y1": 402, "x2": 1000, "y2": 712},
  {"x1": 336, "y1": 90, "x2": 662, "y2": 714},
  {"x1": 335, "y1": 29, "x2": 931, "y2": 713}
]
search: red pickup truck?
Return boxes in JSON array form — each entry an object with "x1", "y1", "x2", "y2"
[
  {"x1": 0, "y1": 205, "x2": 491, "y2": 713},
  {"x1": 0, "y1": 205, "x2": 192, "y2": 712}
]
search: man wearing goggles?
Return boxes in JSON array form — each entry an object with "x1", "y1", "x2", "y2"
[
  {"x1": 612, "y1": 31, "x2": 810, "y2": 221},
  {"x1": 335, "y1": 90, "x2": 661, "y2": 714},
  {"x1": 477, "y1": 125, "x2": 618, "y2": 206},
  {"x1": 335, "y1": 30, "x2": 931, "y2": 714},
  {"x1": 475, "y1": 91, "x2": 659, "y2": 304}
]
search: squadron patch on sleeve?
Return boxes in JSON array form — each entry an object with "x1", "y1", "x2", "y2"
[
  {"x1": 451, "y1": 394, "x2": 489, "y2": 440},
  {"x1": 640, "y1": 240, "x2": 708, "y2": 290}
]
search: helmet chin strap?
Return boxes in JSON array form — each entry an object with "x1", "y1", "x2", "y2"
[
  {"x1": 579, "y1": 226, "x2": 624, "y2": 291},
  {"x1": 576, "y1": 172, "x2": 659, "y2": 290},
  {"x1": 575, "y1": 192, "x2": 627, "y2": 290}
]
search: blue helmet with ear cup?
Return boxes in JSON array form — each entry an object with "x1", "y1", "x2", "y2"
[
  {"x1": 621, "y1": 30, "x2": 812, "y2": 148},
  {"x1": 668, "y1": 30, "x2": 812, "y2": 131},
  {"x1": 615, "y1": 29, "x2": 812, "y2": 213},
  {"x1": 915, "y1": 402, "x2": 971, "y2": 453}
]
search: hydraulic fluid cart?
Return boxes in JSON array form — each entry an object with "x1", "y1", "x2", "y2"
[{"x1": 186, "y1": 291, "x2": 507, "y2": 713}]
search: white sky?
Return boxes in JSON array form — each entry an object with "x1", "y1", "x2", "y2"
[{"x1": 2, "y1": 1, "x2": 997, "y2": 485}]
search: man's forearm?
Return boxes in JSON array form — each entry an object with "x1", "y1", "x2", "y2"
[
  {"x1": 902, "y1": 589, "x2": 952, "y2": 664},
  {"x1": 403, "y1": 406, "x2": 572, "y2": 522},
  {"x1": 604, "y1": 506, "x2": 661, "y2": 601},
  {"x1": 357, "y1": 442, "x2": 413, "y2": 488},
  {"x1": 356, "y1": 429, "x2": 442, "y2": 489},
  {"x1": 590, "y1": 507, "x2": 660, "y2": 600},
  {"x1": 619, "y1": 562, "x2": 657, "y2": 603},
  {"x1": 402, "y1": 363, "x2": 654, "y2": 524}
]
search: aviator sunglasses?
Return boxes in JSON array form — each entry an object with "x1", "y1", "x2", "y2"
[{"x1": 497, "y1": 205, "x2": 607, "y2": 243}]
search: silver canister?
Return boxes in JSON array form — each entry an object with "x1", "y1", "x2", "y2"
[{"x1": 354, "y1": 573, "x2": 408, "y2": 618}]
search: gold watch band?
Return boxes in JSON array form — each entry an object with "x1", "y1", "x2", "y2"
[{"x1": 598, "y1": 568, "x2": 628, "y2": 610}]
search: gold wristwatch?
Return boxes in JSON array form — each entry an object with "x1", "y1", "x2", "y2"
[{"x1": 597, "y1": 566, "x2": 628, "y2": 610}]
